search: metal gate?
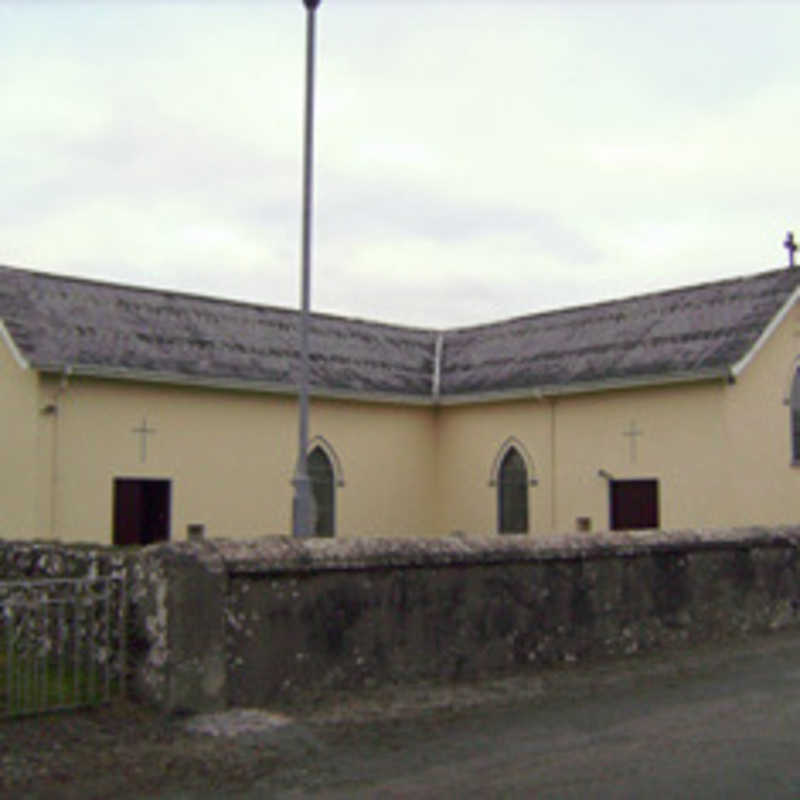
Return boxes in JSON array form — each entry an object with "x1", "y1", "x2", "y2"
[{"x1": 1, "y1": 575, "x2": 126, "y2": 717}]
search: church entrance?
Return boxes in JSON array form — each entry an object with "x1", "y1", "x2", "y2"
[
  {"x1": 112, "y1": 478, "x2": 171, "y2": 545},
  {"x1": 609, "y1": 479, "x2": 659, "y2": 530}
]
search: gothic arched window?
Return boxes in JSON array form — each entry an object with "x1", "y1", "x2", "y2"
[
  {"x1": 308, "y1": 445, "x2": 335, "y2": 537},
  {"x1": 498, "y1": 447, "x2": 528, "y2": 534},
  {"x1": 791, "y1": 368, "x2": 800, "y2": 463}
]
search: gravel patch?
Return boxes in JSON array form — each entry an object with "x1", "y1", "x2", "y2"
[
  {"x1": 183, "y1": 709, "x2": 293, "y2": 737},
  {"x1": 0, "y1": 701, "x2": 310, "y2": 800}
]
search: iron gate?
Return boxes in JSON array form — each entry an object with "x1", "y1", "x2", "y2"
[{"x1": 1, "y1": 575, "x2": 126, "y2": 717}]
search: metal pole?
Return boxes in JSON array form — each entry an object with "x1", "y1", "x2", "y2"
[
  {"x1": 5, "y1": 606, "x2": 13, "y2": 716},
  {"x1": 292, "y1": 0, "x2": 321, "y2": 537}
]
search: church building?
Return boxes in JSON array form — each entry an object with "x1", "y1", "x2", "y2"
[{"x1": 2, "y1": 259, "x2": 800, "y2": 545}]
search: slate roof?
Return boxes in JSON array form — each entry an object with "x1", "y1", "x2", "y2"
[
  {"x1": 1, "y1": 263, "x2": 799, "y2": 401},
  {"x1": 0, "y1": 265, "x2": 437, "y2": 397},
  {"x1": 441, "y1": 267, "x2": 800, "y2": 397}
]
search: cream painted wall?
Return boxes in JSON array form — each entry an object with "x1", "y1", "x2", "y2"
[
  {"x1": 12, "y1": 298, "x2": 800, "y2": 544},
  {"x1": 33, "y1": 376, "x2": 437, "y2": 543},
  {"x1": 435, "y1": 400, "x2": 553, "y2": 535},
  {"x1": 311, "y1": 398, "x2": 437, "y2": 537},
  {"x1": 0, "y1": 337, "x2": 38, "y2": 537},
  {"x1": 553, "y1": 381, "x2": 732, "y2": 531},
  {"x1": 722, "y1": 301, "x2": 800, "y2": 526},
  {"x1": 437, "y1": 381, "x2": 736, "y2": 536}
]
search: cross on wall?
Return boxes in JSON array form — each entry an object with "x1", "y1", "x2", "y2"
[
  {"x1": 131, "y1": 417, "x2": 157, "y2": 462},
  {"x1": 622, "y1": 420, "x2": 644, "y2": 463}
]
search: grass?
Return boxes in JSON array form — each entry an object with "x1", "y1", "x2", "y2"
[
  {"x1": 0, "y1": 644, "x2": 122, "y2": 717},
  {"x1": 0, "y1": 578, "x2": 128, "y2": 718}
]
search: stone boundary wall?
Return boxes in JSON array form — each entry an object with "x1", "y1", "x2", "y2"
[
  {"x1": 5, "y1": 530, "x2": 800, "y2": 713},
  {"x1": 131, "y1": 526, "x2": 800, "y2": 713},
  {"x1": 0, "y1": 539, "x2": 130, "y2": 580},
  {"x1": 129, "y1": 542, "x2": 227, "y2": 712}
]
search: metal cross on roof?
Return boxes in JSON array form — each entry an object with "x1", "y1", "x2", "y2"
[{"x1": 784, "y1": 231, "x2": 797, "y2": 268}]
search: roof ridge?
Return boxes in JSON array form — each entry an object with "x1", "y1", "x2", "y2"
[
  {"x1": 0, "y1": 263, "x2": 436, "y2": 336},
  {"x1": 444, "y1": 266, "x2": 796, "y2": 335},
  {"x1": 1, "y1": 262, "x2": 795, "y2": 337}
]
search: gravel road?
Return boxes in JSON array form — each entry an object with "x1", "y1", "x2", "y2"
[{"x1": 4, "y1": 629, "x2": 800, "y2": 799}]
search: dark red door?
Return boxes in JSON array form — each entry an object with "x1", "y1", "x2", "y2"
[
  {"x1": 610, "y1": 479, "x2": 659, "y2": 530},
  {"x1": 113, "y1": 479, "x2": 171, "y2": 545}
]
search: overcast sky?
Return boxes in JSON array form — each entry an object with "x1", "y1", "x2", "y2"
[{"x1": 3, "y1": 1, "x2": 799, "y2": 328}]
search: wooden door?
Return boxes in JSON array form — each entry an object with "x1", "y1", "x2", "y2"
[
  {"x1": 113, "y1": 479, "x2": 171, "y2": 545},
  {"x1": 610, "y1": 479, "x2": 659, "y2": 530}
]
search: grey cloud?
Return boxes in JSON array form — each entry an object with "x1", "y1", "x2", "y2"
[{"x1": 316, "y1": 185, "x2": 602, "y2": 266}]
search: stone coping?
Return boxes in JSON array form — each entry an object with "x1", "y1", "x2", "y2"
[
  {"x1": 197, "y1": 525, "x2": 800, "y2": 576},
  {"x1": 0, "y1": 538, "x2": 131, "y2": 579},
  {"x1": 4, "y1": 527, "x2": 800, "y2": 579}
]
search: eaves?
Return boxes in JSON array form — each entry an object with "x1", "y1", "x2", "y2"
[
  {"x1": 0, "y1": 320, "x2": 30, "y2": 370},
  {"x1": 33, "y1": 362, "x2": 433, "y2": 406},
  {"x1": 33, "y1": 360, "x2": 733, "y2": 408},
  {"x1": 729, "y1": 284, "x2": 800, "y2": 378},
  {"x1": 435, "y1": 367, "x2": 733, "y2": 406}
]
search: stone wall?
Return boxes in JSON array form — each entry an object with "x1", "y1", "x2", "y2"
[
  {"x1": 0, "y1": 539, "x2": 129, "y2": 580},
  {"x1": 6, "y1": 530, "x2": 799, "y2": 714},
  {"x1": 128, "y1": 542, "x2": 227, "y2": 712},
  {"x1": 130, "y1": 526, "x2": 800, "y2": 712}
]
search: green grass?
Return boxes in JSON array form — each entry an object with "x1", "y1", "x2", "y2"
[{"x1": 0, "y1": 646, "x2": 121, "y2": 717}]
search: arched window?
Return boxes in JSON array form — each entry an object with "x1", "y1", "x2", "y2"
[
  {"x1": 308, "y1": 445, "x2": 335, "y2": 537},
  {"x1": 791, "y1": 368, "x2": 800, "y2": 463},
  {"x1": 498, "y1": 447, "x2": 528, "y2": 534}
]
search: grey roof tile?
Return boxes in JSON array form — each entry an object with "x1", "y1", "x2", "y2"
[
  {"x1": 1, "y1": 263, "x2": 799, "y2": 400},
  {"x1": 440, "y1": 268, "x2": 800, "y2": 395},
  {"x1": 0, "y1": 266, "x2": 437, "y2": 397}
]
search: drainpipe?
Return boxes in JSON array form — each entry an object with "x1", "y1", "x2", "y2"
[
  {"x1": 549, "y1": 398, "x2": 557, "y2": 533},
  {"x1": 44, "y1": 366, "x2": 71, "y2": 539},
  {"x1": 431, "y1": 332, "x2": 444, "y2": 532},
  {"x1": 532, "y1": 391, "x2": 558, "y2": 534}
]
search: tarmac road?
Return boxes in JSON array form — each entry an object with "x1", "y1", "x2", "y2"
[{"x1": 144, "y1": 629, "x2": 800, "y2": 799}]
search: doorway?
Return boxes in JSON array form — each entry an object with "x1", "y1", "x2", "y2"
[
  {"x1": 609, "y1": 479, "x2": 659, "y2": 530},
  {"x1": 112, "y1": 478, "x2": 171, "y2": 545}
]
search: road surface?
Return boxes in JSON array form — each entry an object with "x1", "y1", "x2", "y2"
[{"x1": 158, "y1": 629, "x2": 800, "y2": 799}]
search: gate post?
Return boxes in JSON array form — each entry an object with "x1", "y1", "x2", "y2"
[{"x1": 130, "y1": 541, "x2": 227, "y2": 713}]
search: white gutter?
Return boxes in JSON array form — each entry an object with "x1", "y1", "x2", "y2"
[
  {"x1": 0, "y1": 319, "x2": 30, "y2": 370},
  {"x1": 730, "y1": 283, "x2": 800, "y2": 378},
  {"x1": 436, "y1": 367, "x2": 731, "y2": 406},
  {"x1": 34, "y1": 361, "x2": 731, "y2": 407},
  {"x1": 35, "y1": 363, "x2": 434, "y2": 407}
]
